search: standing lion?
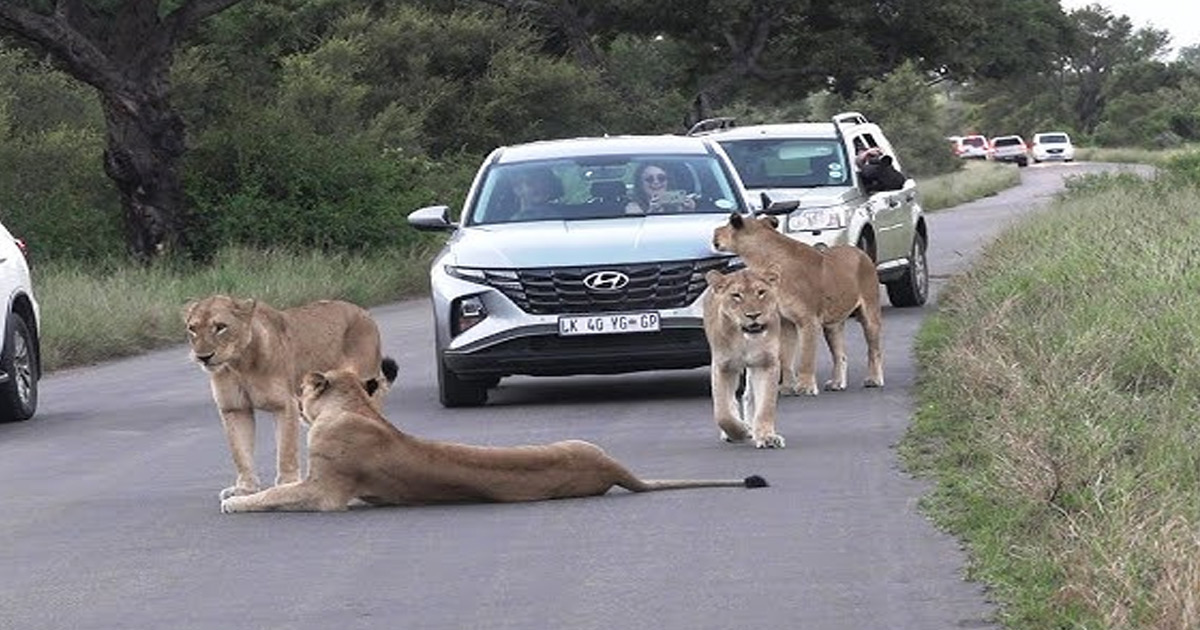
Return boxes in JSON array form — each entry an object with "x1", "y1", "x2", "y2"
[
  {"x1": 712, "y1": 213, "x2": 883, "y2": 395},
  {"x1": 184, "y1": 295, "x2": 398, "y2": 499}
]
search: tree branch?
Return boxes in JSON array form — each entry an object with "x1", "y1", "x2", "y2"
[{"x1": 0, "y1": 3, "x2": 116, "y2": 90}]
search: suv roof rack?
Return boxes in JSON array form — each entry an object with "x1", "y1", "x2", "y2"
[
  {"x1": 687, "y1": 116, "x2": 737, "y2": 136},
  {"x1": 832, "y1": 111, "x2": 870, "y2": 126}
]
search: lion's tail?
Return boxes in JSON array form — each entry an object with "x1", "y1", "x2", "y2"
[
  {"x1": 624, "y1": 475, "x2": 768, "y2": 492},
  {"x1": 381, "y1": 357, "x2": 399, "y2": 384}
]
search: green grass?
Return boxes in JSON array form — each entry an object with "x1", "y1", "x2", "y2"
[
  {"x1": 34, "y1": 244, "x2": 439, "y2": 371},
  {"x1": 903, "y1": 176, "x2": 1200, "y2": 629},
  {"x1": 1074, "y1": 144, "x2": 1198, "y2": 167},
  {"x1": 917, "y1": 160, "x2": 1022, "y2": 211}
]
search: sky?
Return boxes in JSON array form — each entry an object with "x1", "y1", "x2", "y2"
[{"x1": 1060, "y1": 0, "x2": 1200, "y2": 58}]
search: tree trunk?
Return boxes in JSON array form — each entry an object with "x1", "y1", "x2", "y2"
[{"x1": 100, "y1": 91, "x2": 190, "y2": 261}]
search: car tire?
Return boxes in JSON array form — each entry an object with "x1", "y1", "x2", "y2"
[
  {"x1": 0, "y1": 313, "x2": 38, "y2": 422},
  {"x1": 437, "y1": 357, "x2": 488, "y2": 408},
  {"x1": 855, "y1": 233, "x2": 877, "y2": 263},
  {"x1": 885, "y1": 233, "x2": 929, "y2": 308}
]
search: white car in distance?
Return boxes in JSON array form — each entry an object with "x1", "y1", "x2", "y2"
[{"x1": 1031, "y1": 132, "x2": 1075, "y2": 162}]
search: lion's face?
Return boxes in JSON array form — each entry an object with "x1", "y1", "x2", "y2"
[
  {"x1": 183, "y1": 295, "x2": 256, "y2": 372},
  {"x1": 712, "y1": 213, "x2": 778, "y2": 254},
  {"x1": 705, "y1": 267, "x2": 782, "y2": 336}
]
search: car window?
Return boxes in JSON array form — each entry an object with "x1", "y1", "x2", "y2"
[
  {"x1": 467, "y1": 154, "x2": 745, "y2": 225},
  {"x1": 1037, "y1": 134, "x2": 1069, "y2": 144},
  {"x1": 718, "y1": 138, "x2": 848, "y2": 189},
  {"x1": 993, "y1": 137, "x2": 1023, "y2": 147},
  {"x1": 962, "y1": 136, "x2": 986, "y2": 148}
]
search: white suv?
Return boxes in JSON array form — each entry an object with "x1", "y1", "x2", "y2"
[
  {"x1": 1031, "y1": 132, "x2": 1075, "y2": 162},
  {"x1": 0, "y1": 220, "x2": 40, "y2": 422},
  {"x1": 407, "y1": 134, "x2": 768, "y2": 407},
  {"x1": 694, "y1": 112, "x2": 929, "y2": 308}
]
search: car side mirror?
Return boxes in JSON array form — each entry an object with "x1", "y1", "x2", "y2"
[
  {"x1": 759, "y1": 192, "x2": 801, "y2": 215},
  {"x1": 407, "y1": 205, "x2": 457, "y2": 231}
]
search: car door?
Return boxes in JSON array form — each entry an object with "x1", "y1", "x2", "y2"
[{"x1": 851, "y1": 132, "x2": 910, "y2": 263}]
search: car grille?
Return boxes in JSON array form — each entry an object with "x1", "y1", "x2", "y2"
[{"x1": 476, "y1": 257, "x2": 734, "y2": 315}]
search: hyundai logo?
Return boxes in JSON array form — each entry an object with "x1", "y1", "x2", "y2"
[{"x1": 582, "y1": 271, "x2": 630, "y2": 292}]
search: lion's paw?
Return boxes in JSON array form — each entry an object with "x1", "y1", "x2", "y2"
[
  {"x1": 754, "y1": 434, "x2": 786, "y2": 449},
  {"x1": 863, "y1": 378, "x2": 884, "y2": 388},
  {"x1": 720, "y1": 421, "x2": 753, "y2": 443},
  {"x1": 824, "y1": 379, "x2": 847, "y2": 392},
  {"x1": 219, "y1": 485, "x2": 258, "y2": 501},
  {"x1": 220, "y1": 497, "x2": 246, "y2": 514}
]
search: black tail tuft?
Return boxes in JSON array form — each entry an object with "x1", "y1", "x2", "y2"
[
  {"x1": 743, "y1": 475, "x2": 769, "y2": 489},
  {"x1": 381, "y1": 357, "x2": 399, "y2": 384}
]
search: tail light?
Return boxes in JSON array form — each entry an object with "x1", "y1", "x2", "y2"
[{"x1": 14, "y1": 237, "x2": 30, "y2": 267}]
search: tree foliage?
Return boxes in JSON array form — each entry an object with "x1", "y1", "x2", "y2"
[{"x1": 0, "y1": 0, "x2": 1197, "y2": 263}]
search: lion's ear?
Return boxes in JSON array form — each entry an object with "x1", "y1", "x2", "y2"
[
  {"x1": 729, "y1": 212, "x2": 744, "y2": 229},
  {"x1": 362, "y1": 378, "x2": 380, "y2": 397},
  {"x1": 705, "y1": 270, "x2": 727, "y2": 291},
  {"x1": 304, "y1": 372, "x2": 330, "y2": 396},
  {"x1": 233, "y1": 297, "x2": 257, "y2": 316},
  {"x1": 761, "y1": 215, "x2": 779, "y2": 229},
  {"x1": 182, "y1": 299, "x2": 199, "y2": 323},
  {"x1": 760, "y1": 264, "x2": 782, "y2": 286}
]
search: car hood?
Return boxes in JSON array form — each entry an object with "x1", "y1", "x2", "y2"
[
  {"x1": 444, "y1": 215, "x2": 731, "y2": 268},
  {"x1": 745, "y1": 186, "x2": 858, "y2": 211}
]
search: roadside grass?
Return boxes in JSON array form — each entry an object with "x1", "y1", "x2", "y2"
[
  {"x1": 902, "y1": 175, "x2": 1200, "y2": 629},
  {"x1": 35, "y1": 244, "x2": 438, "y2": 371},
  {"x1": 1074, "y1": 144, "x2": 1199, "y2": 167},
  {"x1": 918, "y1": 159, "x2": 1021, "y2": 211}
]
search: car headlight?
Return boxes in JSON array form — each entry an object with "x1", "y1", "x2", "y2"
[
  {"x1": 444, "y1": 265, "x2": 519, "y2": 286},
  {"x1": 786, "y1": 206, "x2": 847, "y2": 232}
]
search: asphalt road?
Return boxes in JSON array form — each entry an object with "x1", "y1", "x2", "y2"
[{"x1": 0, "y1": 162, "x2": 1146, "y2": 630}]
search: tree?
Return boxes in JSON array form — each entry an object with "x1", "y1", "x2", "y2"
[
  {"x1": 0, "y1": 0, "x2": 246, "y2": 261},
  {"x1": 1062, "y1": 4, "x2": 1170, "y2": 135}
]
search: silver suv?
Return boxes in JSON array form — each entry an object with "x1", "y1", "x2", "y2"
[
  {"x1": 0, "y1": 220, "x2": 41, "y2": 422},
  {"x1": 695, "y1": 112, "x2": 929, "y2": 308},
  {"x1": 408, "y1": 134, "x2": 768, "y2": 407}
]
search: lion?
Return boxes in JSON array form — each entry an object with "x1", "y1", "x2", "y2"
[
  {"x1": 703, "y1": 266, "x2": 792, "y2": 449},
  {"x1": 712, "y1": 212, "x2": 883, "y2": 395},
  {"x1": 220, "y1": 369, "x2": 768, "y2": 513},
  {"x1": 184, "y1": 295, "x2": 399, "y2": 500}
]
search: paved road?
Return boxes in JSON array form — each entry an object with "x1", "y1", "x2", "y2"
[{"x1": 0, "y1": 162, "x2": 1142, "y2": 630}]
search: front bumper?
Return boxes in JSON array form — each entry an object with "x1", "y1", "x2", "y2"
[{"x1": 443, "y1": 322, "x2": 711, "y2": 377}]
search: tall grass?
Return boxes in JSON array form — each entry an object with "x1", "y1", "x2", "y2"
[
  {"x1": 1074, "y1": 144, "x2": 1199, "y2": 167},
  {"x1": 904, "y1": 176, "x2": 1200, "y2": 629},
  {"x1": 917, "y1": 160, "x2": 1021, "y2": 211},
  {"x1": 35, "y1": 245, "x2": 439, "y2": 371}
]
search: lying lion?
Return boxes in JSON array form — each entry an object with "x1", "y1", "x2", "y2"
[
  {"x1": 184, "y1": 295, "x2": 398, "y2": 500},
  {"x1": 220, "y1": 369, "x2": 767, "y2": 513},
  {"x1": 703, "y1": 266, "x2": 791, "y2": 448},
  {"x1": 712, "y1": 213, "x2": 883, "y2": 395}
]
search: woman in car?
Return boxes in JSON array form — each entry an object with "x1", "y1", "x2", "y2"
[{"x1": 626, "y1": 163, "x2": 696, "y2": 214}]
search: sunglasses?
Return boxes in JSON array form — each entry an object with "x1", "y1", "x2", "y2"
[{"x1": 642, "y1": 173, "x2": 668, "y2": 184}]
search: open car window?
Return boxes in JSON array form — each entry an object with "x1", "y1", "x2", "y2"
[
  {"x1": 718, "y1": 138, "x2": 849, "y2": 189},
  {"x1": 466, "y1": 154, "x2": 745, "y2": 225}
]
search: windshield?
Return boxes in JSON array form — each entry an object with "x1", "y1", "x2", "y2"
[
  {"x1": 718, "y1": 138, "x2": 848, "y2": 189},
  {"x1": 466, "y1": 154, "x2": 745, "y2": 225}
]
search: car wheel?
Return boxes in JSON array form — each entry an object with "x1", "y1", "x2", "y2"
[
  {"x1": 437, "y1": 357, "x2": 488, "y2": 408},
  {"x1": 855, "y1": 233, "x2": 877, "y2": 263},
  {"x1": 885, "y1": 234, "x2": 928, "y2": 308},
  {"x1": 0, "y1": 313, "x2": 38, "y2": 422}
]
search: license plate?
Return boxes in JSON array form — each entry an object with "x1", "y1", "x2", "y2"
[{"x1": 558, "y1": 312, "x2": 661, "y2": 336}]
